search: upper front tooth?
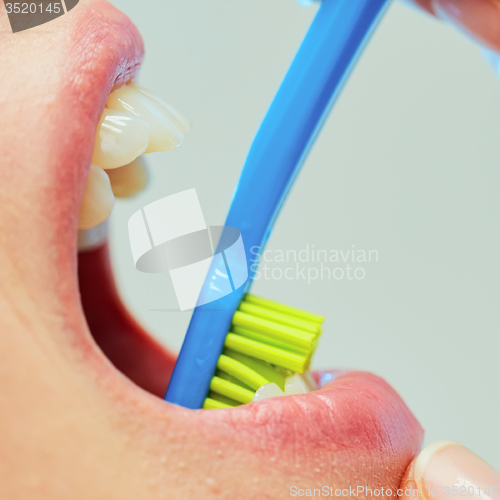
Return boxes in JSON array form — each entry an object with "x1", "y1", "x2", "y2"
[
  {"x1": 128, "y1": 83, "x2": 190, "y2": 134},
  {"x1": 106, "y1": 85, "x2": 186, "y2": 153},
  {"x1": 92, "y1": 109, "x2": 151, "y2": 170}
]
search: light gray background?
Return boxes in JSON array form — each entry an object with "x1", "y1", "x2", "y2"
[{"x1": 107, "y1": 0, "x2": 500, "y2": 468}]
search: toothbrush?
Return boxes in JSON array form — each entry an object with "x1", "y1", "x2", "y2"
[
  {"x1": 165, "y1": 0, "x2": 392, "y2": 409},
  {"x1": 203, "y1": 293, "x2": 324, "y2": 409}
]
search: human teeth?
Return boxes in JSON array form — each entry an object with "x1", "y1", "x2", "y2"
[
  {"x1": 285, "y1": 374, "x2": 309, "y2": 395},
  {"x1": 252, "y1": 373, "x2": 316, "y2": 402},
  {"x1": 78, "y1": 165, "x2": 115, "y2": 230},
  {"x1": 106, "y1": 84, "x2": 187, "y2": 153},
  {"x1": 285, "y1": 374, "x2": 314, "y2": 395},
  {"x1": 92, "y1": 109, "x2": 151, "y2": 170},
  {"x1": 252, "y1": 383, "x2": 285, "y2": 402},
  {"x1": 128, "y1": 83, "x2": 190, "y2": 134},
  {"x1": 106, "y1": 156, "x2": 149, "y2": 198},
  {"x1": 79, "y1": 87, "x2": 188, "y2": 234}
]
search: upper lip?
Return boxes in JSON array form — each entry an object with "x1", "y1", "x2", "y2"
[{"x1": 1, "y1": 0, "x2": 423, "y2": 490}]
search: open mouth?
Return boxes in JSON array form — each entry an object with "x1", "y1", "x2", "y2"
[{"x1": 1, "y1": 0, "x2": 423, "y2": 496}]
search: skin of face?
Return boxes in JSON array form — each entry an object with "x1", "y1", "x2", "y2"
[{"x1": 4, "y1": 0, "x2": 478, "y2": 497}]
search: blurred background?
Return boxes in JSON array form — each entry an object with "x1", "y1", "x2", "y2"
[{"x1": 107, "y1": 0, "x2": 500, "y2": 467}]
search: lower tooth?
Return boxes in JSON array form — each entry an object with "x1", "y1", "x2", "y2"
[
  {"x1": 92, "y1": 109, "x2": 151, "y2": 170},
  {"x1": 106, "y1": 156, "x2": 149, "y2": 198},
  {"x1": 78, "y1": 165, "x2": 115, "y2": 230},
  {"x1": 285, "y1": 373, "x2": 315, "y2": 395},
  {"x1": 252, "y1": 372, "x2": 316, "y2": 402},
  {"x1": 252, "y1": 383, "x2": 285, "y2": 402}
]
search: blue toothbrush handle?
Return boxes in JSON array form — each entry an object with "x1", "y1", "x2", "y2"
[{"x1": 165, "y1": 0, "x2": 392, "y2": 409}]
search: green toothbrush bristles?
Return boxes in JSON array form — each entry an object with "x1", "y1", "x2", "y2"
[
  {"x1": 243, "y1": 294, "x2": 325, "y2": 324},
  {"x1": 209, "y1": 376, "x2": 255, "y2": 404},
  {"x1": 203, "y1": 294, "x2": 324, "y2": 409},
  {"x1": 224, "y1": 334, "x2": 310, "y2": 373},
  {"x1": 232, "y1": 312, "x2": 316, "y2": 351},
  {"x1": 237, "y1": 302, "x2": 321, "y2": 335},
  {"x1": 223, "y1": 349, "x2": 290, "y2": 390},
  {"x1": 203, "y1": 398, "x2": 236, "y2": 410},
  {"x1": 217, "y1": 354, "x2": 269, "y2": 390}
]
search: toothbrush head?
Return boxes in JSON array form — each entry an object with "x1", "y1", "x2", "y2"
[{"x1": 203, "y1": 294, "x2": 324, "y2": 409}]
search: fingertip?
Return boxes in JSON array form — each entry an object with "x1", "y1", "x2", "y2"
[
  {"x1": 413, "y1": 440, "x2": 459, "y2": 483},
  {"x1": 400, "y1": 440, "x2": 500, "y2": 500}
]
